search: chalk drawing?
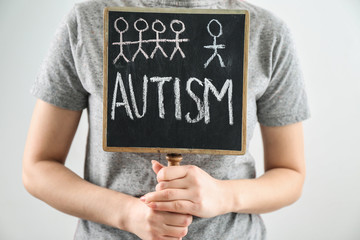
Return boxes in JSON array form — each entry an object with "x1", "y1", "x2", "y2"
[
  {"x1": 132, "y1": 18, "x2": 150, "y2": 61},
  {"x1": 112, "y1": 18, "x2": 189, "y2": 63},
  {"x1": 150, "y1": 19, "x2": 168, "y2": 59},
  {"x1": 204, "y1": 19, "x2": 226, "y2": 68},
  {"x1": 169, "y1": 20, "x2": 187, "y2": 60},
  {"x1": 112, "y1": 17, "x2": 130, "y2": 63}
]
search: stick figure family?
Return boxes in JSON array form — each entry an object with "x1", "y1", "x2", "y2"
[
  {"x1": 112, "y1": 17, "x2": 189, "y2": 63},
  {"x1": 112, "y1": 17, "x2": 226, "y2": 68}
]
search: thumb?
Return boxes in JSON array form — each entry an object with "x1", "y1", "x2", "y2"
[{"x1": 151, "y1": 160, "x2": 164, "y2": 175}]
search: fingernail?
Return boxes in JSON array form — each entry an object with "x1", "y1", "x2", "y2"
[
  {"x1": 140, "y1": 196, "x2": 146, "y2": 202},
  {"x1": 151, "y1": 160, "x2": 156, "y2": 165}
]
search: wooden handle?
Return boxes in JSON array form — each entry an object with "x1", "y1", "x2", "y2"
[{"x1": 166, "y1": 153, "x2": 183, "y2": 166}]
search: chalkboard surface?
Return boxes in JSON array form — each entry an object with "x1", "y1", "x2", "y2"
[{"x1": 103, "y1": 7, "x2": 249, "y2": 155}]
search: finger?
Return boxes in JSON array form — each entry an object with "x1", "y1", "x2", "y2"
[
  {"x1": 164, "y1": 225, "x2": 188, "y2": 239},
  {"x1": 143, "y1": 189, "x2": 193, "y2": 203},
  {"x1": 158, "y1": 222, "x2": 188, "y2": 239},
  {"x1": 157, "y1": 165, "x2": 192, "y2": 182},
  {"x1": 152, "y1": 160, "x2": 164, "y2": 174},
  {"x1": 161, "y1": 212, "x2": 192, "y2": 227},
  {"x1": 147, "y1": 200, "x2": 197, "y2": 215},
  {"x1": 156, "y1": 178, "x2": 189, "y2": 191}
]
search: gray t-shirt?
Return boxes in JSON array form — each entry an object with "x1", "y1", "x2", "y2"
[{"x1": 31, "y1": 0, "x2": 310, "y2": 239}]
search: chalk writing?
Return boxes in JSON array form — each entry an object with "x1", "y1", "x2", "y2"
[
  {"x1": 185, "y1": 78, "x2": 204, "y2": 124},
  {"x1": 111, "y1": 73, "x2": 234, "y2": 125},
  {"x1": 174, "y1": 77, "x2": 182, "y2": 120},
  {"x1": 150, "y1": 77, "x2": 172, "y2": 119},
  {"x1": 129, "y1": 74, "x2": 148, "y2": 118},
  {"x1": 204, "y1": 78, "x2": 233, "y2": 125},
  {"x1": 105, "y1": 9, "x2": 248, "y2": 154},
  {"x1": 111, "y1": 72, "x2": 133, "y2": 120}
]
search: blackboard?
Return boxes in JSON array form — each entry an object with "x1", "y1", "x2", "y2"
[{"x1": 103, "y1": 7, "x2": 249, "y2": 155}]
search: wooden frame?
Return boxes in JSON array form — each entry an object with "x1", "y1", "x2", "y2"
[{"x1": 103, "y1": 7, "x2": 249, "y2": 155}]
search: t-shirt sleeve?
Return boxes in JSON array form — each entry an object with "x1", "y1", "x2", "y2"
[
  {"x1": 256, "y1": 22, "x2": 310, "y2": 126},
  {"x1": 30, "y1": 7, "x2": 88, "y2": 111}
]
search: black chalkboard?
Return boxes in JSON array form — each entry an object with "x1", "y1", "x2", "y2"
[{"x1": 103, "y1": 7, "x2": 249, "y2": 155}]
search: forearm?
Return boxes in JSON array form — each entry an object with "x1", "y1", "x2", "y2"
[
  {"x1": 143, "y1": 124, "x2": 306, "y2": 217},
  {"x1": 23, "y1": 159, "x2": 136, "y2": 230},
  {"x1": 221, "y1": 168, "x2": 305, "y2": 214}
]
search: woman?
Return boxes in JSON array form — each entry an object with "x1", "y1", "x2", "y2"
[{"x1": 22, "y1": 0, "x2": 310, "y2": 239}]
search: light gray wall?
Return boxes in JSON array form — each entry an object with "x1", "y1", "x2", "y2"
[
  {"x1": 250, "y1": 0, "x2": 360, "y2": 239},
  {"x1": 0, "y1": 0, "x2": 359, "y2": 239},
  {"x1": 0, "y1": 1, "x2": 86, "y2": 239}
]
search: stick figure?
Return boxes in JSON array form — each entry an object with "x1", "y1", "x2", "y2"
[
  {"x1": 132, "y1": 18, "x2": 149, "y2": 61},
  {"x1": 169, "y1": 20, "x2": 187, "y2": 60},
  {"x1": 112, "y1": 17, "x2": 130, "y2": 64},
  {"x1": 150, "y1": 19, "x2": 168, "y2": 59},
  {"x1": 204, "y1": 19, "x2": 226, "y2": 68}
]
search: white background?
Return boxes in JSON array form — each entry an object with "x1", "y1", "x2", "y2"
[{"x1": 0, "y1": 0, "x2": 359, "y2": 239}]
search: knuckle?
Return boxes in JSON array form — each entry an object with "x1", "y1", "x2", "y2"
[
  {"x1": 157, "y1": 168, "x2": 167, "y2": 181},
  {"x1": 174, "y1": 201, "x2": 183, "y2": 211},
  {"x1": 192, "y1": 202, "x2": 201, "y2": 212},
  {"x1": 193, "y1": 191, "x2": 202, "y2": 202},
  {"x1": 149, "y1": 230, "x2": 162, "y2": 240},
  {"x1": 187, "y1": 168, "x2": 201, "y2": 185},
  {"x1": 145, "y1": 224, "x2": 150, "y2": 232},
  {"x1": 157, "y1": 182, "x2": 165, "y2": 190},
  {"x1": 163, "y1": 189, "x2": 173, "y2": 200},
  {"x1": 149, "y1": 233, "x2": 158, "y2": 240},
  {"x1": 145, "y1": 212, "x2": 151, "y2": 222},
  {"x1": 192, "y1": 177, "x2": 201, "y2": 187},
  {"x1": 146, "y1": 210, "x2": 157, "y2": 224},
  {"x1": 185, "y1": 215, "x2": 193, "y2": 226},
  {"x1": 179, "y1": 227, "x2": 188, "y2": 237},
  {"x1": 146, "y1": 216, "x2": 154, "y2": 225},
  {"x1": 187, "y1": 165, "x2": 198, "y2": 174},
  {"x1": 145, "y1": 224, "x2": 154, "y2": 235}
]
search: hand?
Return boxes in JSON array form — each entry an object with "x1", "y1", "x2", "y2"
[
  {"x1": 141, "y1": 161, "x2": 229, "y2": 218},
  {"x1": 126, "y1": 197, "x2": 192, "y2": 240}
]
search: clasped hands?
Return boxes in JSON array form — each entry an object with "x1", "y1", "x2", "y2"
[{"x1": 140, "y1": 160, "x2": 228, "y2": 219}]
